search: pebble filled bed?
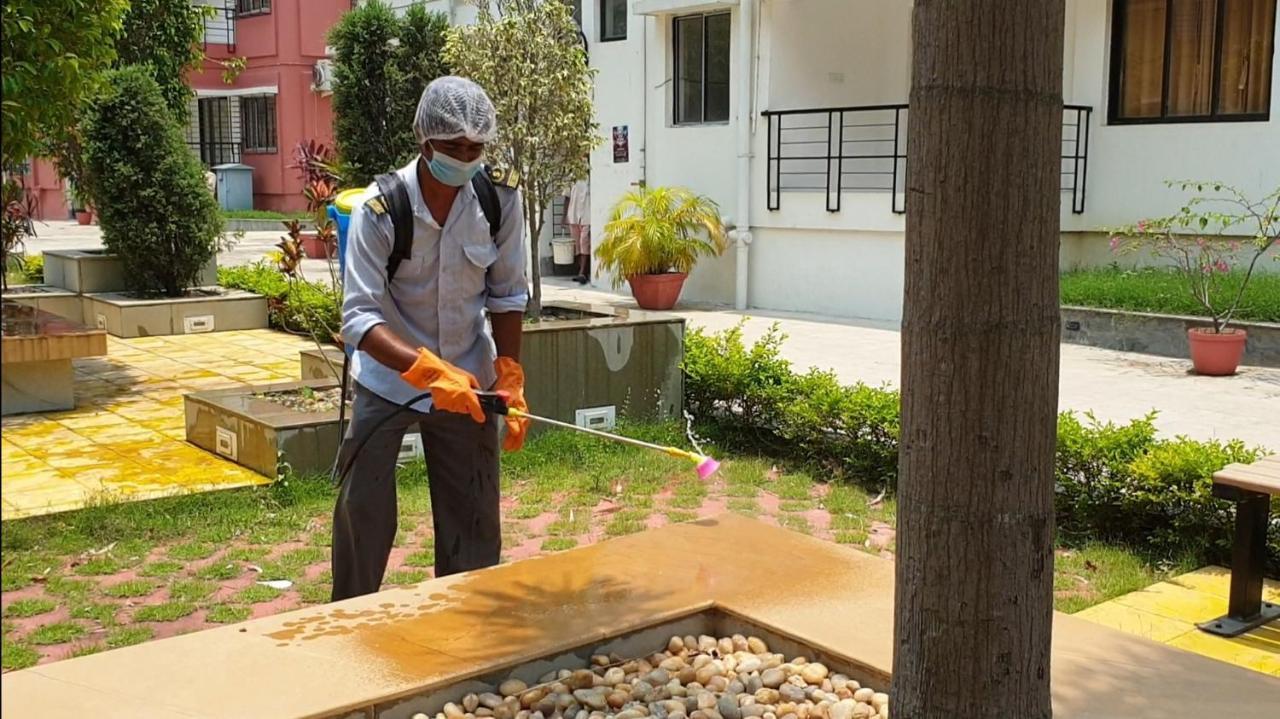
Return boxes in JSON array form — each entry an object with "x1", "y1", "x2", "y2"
[{"x1": 414, "y1": 634, "x2": 890, "y2": 719}]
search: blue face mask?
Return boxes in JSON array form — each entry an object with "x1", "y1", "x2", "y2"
[{"x1": 425, "y1": 143, "x2": 483, "y2": 187}]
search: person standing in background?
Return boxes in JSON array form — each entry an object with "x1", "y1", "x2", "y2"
[{"x1": 565, "y1": 177, "x2": 590, "y2": 284}]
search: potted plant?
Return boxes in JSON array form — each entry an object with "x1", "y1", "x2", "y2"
[
  {"x1": 596, "y1": 186, "x2": 728, "y2": 310},
  {"x1": 66, "y1": 182, "x2": 92, "y2": 225},
  {"x1": 1111, "y1": 181, "x2": 1278, "y2": 376},
  {"x1": 300, "y1": 177, "x2": 338, "y2": 258},
  {"x1": 290, "y1": 141, "x2": 342, "y2": 259},
  {"x1": 2, "y1": 175, "x2": 39, "y2": 291}
]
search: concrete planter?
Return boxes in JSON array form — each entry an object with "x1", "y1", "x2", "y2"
[
  {"x1": 184, "y1": 379, "x2": 341, "y2": 478},
  {"x1": 83, "y1": 288, "x2": 268, "y2": 338},
  {"x1": 1060, "y1": 306, "x2": 1280, "y2": 368},
  {"x1": 298, "y1": 301, "x2": 685, "y2": 427},
  {"x1": 2, "y1": 301, "x2": 107, "y2": 416},
  {"x1": 1, "y1": 285, "x2": 84, "y2": 324},
  {"x1": 43, "y1": 248, "x2": 217, "y2": 294}
]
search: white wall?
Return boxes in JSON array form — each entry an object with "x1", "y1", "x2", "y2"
[
  {"x1": 765, "y1": 0, "x2": 911, "y2": 111},
  {"x1": 1062, "y1": 0, "x2": 1280, "y2": 231},
  {"x1": 589, "y1": 4, "x2": 740, "y2": 304}
]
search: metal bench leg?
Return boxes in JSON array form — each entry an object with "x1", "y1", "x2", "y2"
[{"x1": 1198, "y1": 489, "x2": 1279, "y2": 637}]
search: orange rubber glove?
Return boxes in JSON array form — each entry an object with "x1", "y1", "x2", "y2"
[
  {"x1": 493, "y1": 356, "x2": 529, "y2": 452},
  {"x1": 400, "y1": 348, "x2": 485, "y2": 423}
]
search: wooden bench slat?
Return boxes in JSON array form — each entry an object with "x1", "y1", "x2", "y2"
[{"x1": 1214, "y1": 455, "x2": 1280, "y2": 495}]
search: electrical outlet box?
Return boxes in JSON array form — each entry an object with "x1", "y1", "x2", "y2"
[
  {"x1": 95, "y1": 313, "x2": 107, "y2": 329},
  {"x1": 575, "y1": 406, "x2": 616, "y2": 431},
  {"x1": 215, "y1": 427, "x2": 238, "y2": 461},
  {"x1": 398, "y1": 433, "x2": 424, "y2": 464},
  {"x1": 183, "y1": 314, "x2": 215, "y2": 334}
]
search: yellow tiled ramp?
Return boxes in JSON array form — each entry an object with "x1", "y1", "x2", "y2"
[
  {"x1": 1076, "y1": 566, "x2": 1280, "y2": 676},
  {"x1": 1, "y1": 330, "x2": 314, "y2": 520}
]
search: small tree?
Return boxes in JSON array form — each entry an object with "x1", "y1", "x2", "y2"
[
  {"x1": 115, "y1": 0, "x2": 210, "y2": 118},
  {"x1": 1, "y1": 0, "x2": 128, "y2": 168},
  {"x1": 445, "y1": 0, "x2": 598, "y2": 316},
  {"x1": 1111, "y1": 181, "x2": 1280, "y2": 333},
  {"x1": 82, "y1": 67, "x2": 222, "y2": 297},
  {"x1": 391, "y1": 5, "x2": 453, "y2": 167},
  {"x1": 331, "y1": 1, "x2": 452, "y2": 186}
]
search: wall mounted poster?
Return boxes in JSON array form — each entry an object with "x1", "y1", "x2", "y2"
[{"x1": 612, "y1": 126, "x2": 629, "y2": 163}]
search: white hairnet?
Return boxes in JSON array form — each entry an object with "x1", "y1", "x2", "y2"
[{"x1": 413, "y1": 76, "x2": 498, "y2": 144}]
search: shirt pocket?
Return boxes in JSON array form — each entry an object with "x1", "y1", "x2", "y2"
[
  {"x1": 456, "y1": 234, "x2": 498, "y2": 299},
  {"x1": 462, "y1": 240, "x2": 498, "y2": 270}
]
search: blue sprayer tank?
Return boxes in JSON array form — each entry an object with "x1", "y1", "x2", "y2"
[{"x1": 329, "y1": 188, "x2": 365, "y2": 359}]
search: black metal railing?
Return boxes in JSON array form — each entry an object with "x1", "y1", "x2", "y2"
[
  {"x1": 203, "y1": 1, "x2": 237, "y2": 52},
  {"x1": 188, "y1": 141, "x2": 243, "y2": 167},
  {"x1": 1062, "y1": 105, "x2": 1091, "y2": 214},
  {"x1": 763, "y1": 103, "x2": 1093, "y2": 215}
]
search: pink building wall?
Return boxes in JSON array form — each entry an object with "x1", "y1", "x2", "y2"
[
  {"x1": 191, "y1": 0, "x2": 349, "y2": 212},
  {"x1": 27, "y1": 1, "x2": 350, "y2": 220}
]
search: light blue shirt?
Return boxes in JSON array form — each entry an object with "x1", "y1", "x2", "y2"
[{"x1": 341, "y1": 159, "x2": 528, "y2": 411}]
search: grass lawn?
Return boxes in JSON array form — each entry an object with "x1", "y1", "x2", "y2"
[
  {"x1": 221, "y1": 209, "x2": 309, "y2": 221},
  {"x1": 0, "y1": 424, "x2": 1176, "y2": 671},
  {"x1": 1060, "y1": 267, "x2": 1280, "y2": 323}
]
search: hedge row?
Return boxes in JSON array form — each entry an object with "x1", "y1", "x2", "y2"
[{"x1": 683, "y1": 322, "x2": 1277, "y2": 575}]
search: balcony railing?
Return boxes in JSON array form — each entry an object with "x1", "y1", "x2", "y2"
[
  {"x1": 202, "y1": 0, "x2": 237, "y2": 52},
  {"x1": 763, "y1": 104, "x2": 1093, "y2": 215},
  {"x1": 188, "y1": 141, "x2": 243, "y2": 167}
]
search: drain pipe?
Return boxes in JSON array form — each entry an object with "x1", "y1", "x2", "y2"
[{"x1": 731, "y1": 0, "x2": 756, "y2": 311}]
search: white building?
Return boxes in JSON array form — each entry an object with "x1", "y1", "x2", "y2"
[
  {"x1": 377, "y1": 1, "x2": 1277, "y2": 322},
  {"x1": 575, "y1": 0, "x2": 1279, "y2": 322}
]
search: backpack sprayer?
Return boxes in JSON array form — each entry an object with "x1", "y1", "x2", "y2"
[{"x1": 326, "y1": 173, "x2": 721, "y2": 487}]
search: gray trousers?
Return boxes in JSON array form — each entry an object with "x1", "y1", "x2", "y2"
[{"x1": 331, "y1": 382, "x2": 501, "y2": 601}]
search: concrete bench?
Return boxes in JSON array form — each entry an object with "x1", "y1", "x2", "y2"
[
  {"x1": 1, "y1": 301, "x2": 107, "y2": 415},
  {"x1": 1198, "y1": 454, "x2": 1280, "y2": 637}
]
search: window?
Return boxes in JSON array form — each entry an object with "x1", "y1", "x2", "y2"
[
  {"x1": 193, "y1": 97, "x2": 242, "y2": 166},
  {"x1": 1110, "y1": 0, "x2": 1276, "y2": 122},
  {"x1": 673, "y1": 13, "x2": 731, "y2": 125},
  {"x1": 236, "y1": 0, "x2": 271, "y2": 17},
  {"x1": 241, "y1": 95, "x2": 277, "y2": 154},
  {"x1": 601, "y1": 0, "x2": 627, "y2": 42}
]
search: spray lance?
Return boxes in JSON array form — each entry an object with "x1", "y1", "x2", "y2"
[
  {"x1": 333, "y1": 390, "x2": 721, "y2": 487},
  {"x1": 477, "y1": 392, "x2": 722, "y2": 480}
]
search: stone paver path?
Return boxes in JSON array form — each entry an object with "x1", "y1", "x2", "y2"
[
  {"x1": 1075, "y1": 566, "x2": 1280, "y2": 676},
  {"x1": 1, "y1": 330, "x2": 312, "y2": 519}
]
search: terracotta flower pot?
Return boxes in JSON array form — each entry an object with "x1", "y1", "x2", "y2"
[
  {"x1": 627, "y1": 273, "x2": 688, "y2": 311},
  {"x1": 300, "y1": 233, "x2": 332, "y2": 259},
  {"x1": 75, "y1": 210, "x2": 92, "y2": 225},
  {"x1": 1187, "y1": 327, "x2": 1247, "y2": 376}
]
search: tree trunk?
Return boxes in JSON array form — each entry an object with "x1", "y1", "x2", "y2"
[
  {"x1": 527, "y1": 201, "x2": 544, "y2": 319},
  {"x1": 893, "y1": 2, "x2": 1064, "y2": 717}
]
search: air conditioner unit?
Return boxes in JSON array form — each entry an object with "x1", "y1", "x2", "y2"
[{"x1": 312, "y1": 59, "x2": 335, "y2": 94}]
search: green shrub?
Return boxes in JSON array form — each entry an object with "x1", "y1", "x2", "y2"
[
  {"x1": 330, "y1": 2, "x2": 450, "y2": 185},
  {"x1": 683, "y1": 322, "x2": 1278, "y2": 575},
  {"x1": 20, "y1": 253, "x2": 42, "y2": 283},
  {"x1": 82, "y1": 66, "x2": 222, "y2": 297},
  {"x1": 1055, "y1": 412, "x2": 1272, "y2": 569},
  {"x1": 218, "y1": 261, "x2": 340, "y2": 341}
]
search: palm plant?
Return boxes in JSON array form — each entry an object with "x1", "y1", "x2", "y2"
[{"x1": 596, "y1": 186, "x2": 728, "y2": 287}]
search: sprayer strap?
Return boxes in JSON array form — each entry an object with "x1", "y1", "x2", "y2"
[{"x1": 374, "y1": 166, "x2": 503, "y2": 284}]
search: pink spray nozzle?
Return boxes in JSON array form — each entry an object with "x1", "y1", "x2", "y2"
[{"x1": 695, "y1": 456, "x2": 721, "y2": 480}]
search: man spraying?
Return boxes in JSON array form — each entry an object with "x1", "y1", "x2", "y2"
[{"x1": 331, "y1": 77, "x2": 530, "y2": 601}]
